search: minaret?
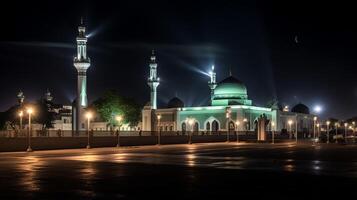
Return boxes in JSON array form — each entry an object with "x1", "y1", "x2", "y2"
[
  {"x1": 208, "y1": 65, "x2": 217, "y2": 104},
  {"x1": 147, "y1": 50, "x2": 160, "y2": 109},
  {"x1": 17, "y1": 90, "x2": 25, "y2": 105},
  {"x1": 73, "y1": 19, "x2": 90, "y2": 131},
  {"x1": 44, "y1": 89, "x2": 53, "y2": 102}
]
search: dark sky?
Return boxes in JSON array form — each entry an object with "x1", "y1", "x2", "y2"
[{"x1": 0, "y1": 0, "x2": 356, "y2": 119}]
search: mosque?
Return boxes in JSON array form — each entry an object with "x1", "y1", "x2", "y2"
[
  {"x1": 11, "y1": 21, "x2": 316, "y2": 137},
  {"x1": 141, "y1": 52, "x2": 317, "y2": 136}
]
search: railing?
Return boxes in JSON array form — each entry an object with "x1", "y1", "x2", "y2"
[{"x1": 0, "y1": 130, "x2": 277, "y2": 138}]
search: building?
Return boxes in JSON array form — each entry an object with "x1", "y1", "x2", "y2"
[{"x1": 141, "y1": 53, "x2": 316, "y2": 137}]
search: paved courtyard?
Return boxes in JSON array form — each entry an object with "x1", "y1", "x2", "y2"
[{"x1": 0, "y1": 142, "x2": 357, "y2": 199}]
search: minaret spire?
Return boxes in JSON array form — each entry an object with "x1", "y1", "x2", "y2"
[
  {"x1": 208, "y1": 65, "x2": 217, "y2": 105},
  {"x1": 73, "y1": 18, "x2": 91, "y2": 132},
  {"x1": 147, "y1": 50, "x2": 160, "y2": 109}
]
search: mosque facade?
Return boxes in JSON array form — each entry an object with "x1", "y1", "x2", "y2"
[{"x1": 141, "y1": 53, "x2": 316, "y2": 136}]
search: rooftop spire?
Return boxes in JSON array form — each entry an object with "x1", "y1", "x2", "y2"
[
  {"x1": 229, "y1": 67, "x2": 232, "y2": 76},
  {"x1": 150, "y1": 49, "x2": 156, "y2": 63}
]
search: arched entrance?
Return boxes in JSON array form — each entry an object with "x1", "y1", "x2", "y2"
[
  {"x1": 212, "y1": 120, "x2": 219, "y2": 134},
  {"x1": 206, "y1": 122, "x2": 211, "y2": 135},
  {"x1": 228, "y1": 121, "x2": 235, "y2": 134},
  {"x1": 182, "y1": 122, "x2": 186, "y2": 135},
  {"x1": 194, "y1": 122, "x2": 199, "y2": 135}
]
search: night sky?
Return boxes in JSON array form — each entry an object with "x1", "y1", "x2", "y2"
[{"x1": 0, "y1": 0, "x2": 356, "y2": 119}]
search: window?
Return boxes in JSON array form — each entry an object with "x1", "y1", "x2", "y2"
[{"x1": 81, "y1": 123, "x2": 85, "y2": 129}]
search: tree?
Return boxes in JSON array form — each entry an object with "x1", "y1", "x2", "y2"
[
  {"x1": 92, "y1": 90, "x2": 141, "y2": 127},
  {"x1": 0, "y1": 100, "x2": 55, "y2": 131},
  {"x1": 34, "y1": 100, "x2": 55, "y2": 129}
]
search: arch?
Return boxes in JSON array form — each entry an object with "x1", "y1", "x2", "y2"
[
  {"x1": 194, "y1": 122, "x2": 199, "y2": 133},
  {"x1": 206, "y1": 122, "x2": 211, "y2": 131},
  {"x1": 212, "y1": 120, "x2": 219, "y2": 133},
  {"x1": 204, "y1": 116, "x2": 221, "y2": 131},
  {"x1": 181, "y1": 122, "x2": 187, "y2": 135},
  {"x1": 228, "y1": 121, "x2": 235, "y2": 133}
]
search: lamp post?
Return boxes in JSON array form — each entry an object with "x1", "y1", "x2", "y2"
[
  {"x1": 335, "y1": 122, "x2": 339, "y2": 143},
  {"x1": 313, "y1": 116, "x2": 317, "y2": 140},
  {"x1": 115, "y1": 115, "x2": 123, "y2": 147},
  {"x1": 86, "y1": 112, "x2": 92, "y2": 149},
  {"x1": 316, "y1": 123, "x2": 320, "y2": 140},
  {"x1": 344, "y1": 123, "x2": 348, "y2": 143},
  {"x1": 157, "y1": 114, "x2": 161, "y2": 145},
  {"x1": 352, "y1": 121, "x2": 356, "y2": 143},
  {"x1": 187, "y1": 117, "x2": 194, "y2": 144},
  {"x1": 19, "y1": 110, "x2": 23, "y2": 135},
  {"x1": 235, "y1": 120, "x2": 240, "y2": 143},
  {"x1": 326, "y1": 120, "x2": 330, "y2": 144},
  {"x1": 271, "y1": 122, "x2": 275, "y2": 144},
  {"x1": 288, "y1": 120, "x2": 293, "y2": 140},
  {"x1": 225, "y1": 107, "x2": 232, "y2": 142},
  {"x1": 26, "y1": 108, "x2": 33, "y2": 152}
]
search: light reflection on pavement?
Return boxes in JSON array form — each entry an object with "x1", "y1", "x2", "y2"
[{"x1": 1, "y1": 142, "x2": 357, "y2": 198}]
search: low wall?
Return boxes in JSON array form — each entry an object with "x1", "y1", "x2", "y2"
[{"x1": 0, "y1": 134, "x2": 278, "y2": 152}]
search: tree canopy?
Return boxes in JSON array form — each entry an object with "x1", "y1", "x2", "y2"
[
  {"x1": 0, "y1": 100, "x2": 55, "y2": 130},
  {"x1": 91, "y1": 90, "x2": 141, "y2": 127}
]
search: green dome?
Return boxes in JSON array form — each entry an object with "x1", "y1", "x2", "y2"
[
  {"x1": 213, "y1": 76, "x2": 247, "y2": 99},
  {"x1": 211, "y1": 76, "x2": 252, "y2": 106}
]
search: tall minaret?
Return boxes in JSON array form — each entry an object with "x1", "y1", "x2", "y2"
[
  {"x1": 147, "y1": 50, "x2": 160, "y2": 109},
  {"x1": 208, "y1": 65, "x2": 217, "y2": 104},
  {"x1": 73, "y1": 19, "x2": 90, "y2": 131}
]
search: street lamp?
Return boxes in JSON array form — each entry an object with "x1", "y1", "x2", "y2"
[
  {"x1": 335, "y1": 122, "x2": 339, "y2": 143},
  {"x1": 157, "y1": 114, "x2": 162, "y2": 145},
  {"x1": 271, "y1": 121, "x2": 275, "y2": 144},
  {"x1": 85, "y1": 112, "x2": 92, "y2": 149},
  {"x1": 235, "y1": 120, "x2": 240, "y2": 143},
  {"x1": 26, "y1": 108, "x2": 33, "y2": 152},
  {"x1": 313, "y1": 116, "x2": 317, "y2": 140},
  {"x1": 344, "y1": 122, "x2": 348, "y2": 143},
  {"x1": 19, "y1": 110, "x2": 23, "y2": 134},
  {"x1": 316, "y1": 123, "x2": 320, "y2": 139},
  {"x1": 352, "y1": 121, "x2": 356, "y2": 141},
  {"x1": 115, "y1": 115, "x2": 123, "y2": 147},
  {"x1": 288, "y1": 120, "x2": 293, "y2": 139},
  {"x1": 326, "y1": 120, "x2": 330, "y2": 144},
  {"x1": 225, "y1": 107, "x2": 232, "y2": 142},
  {"x1": 187, "y1": 117, "x2": 195, "y2": 144}
]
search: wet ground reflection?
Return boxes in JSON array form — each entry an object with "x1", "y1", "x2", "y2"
[{"x1": 1, "y1": 143, "x2": 357, "y2": 198}]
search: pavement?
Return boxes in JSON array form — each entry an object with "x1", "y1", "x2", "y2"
[{"x1": 0, "y1": 142, "x2": 357, "y2": 199}]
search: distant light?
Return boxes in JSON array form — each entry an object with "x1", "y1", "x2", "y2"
[
  {"x1": 283, "y1": 105, "x2": 289, "y2": 112},
  {"x1": 313, "y1": 105, "x2": 322, "y2": 113}
]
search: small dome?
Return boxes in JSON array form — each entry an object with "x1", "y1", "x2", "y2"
[
  {"x1": 213, "y1": 76, "x2": 247, "y2": 100},
  {"x1": 291, "y1": 103, "x2": 310, "y2": 114},
  {"x1": 167, "y1": 97, "x2": 184, "y2": 108}
]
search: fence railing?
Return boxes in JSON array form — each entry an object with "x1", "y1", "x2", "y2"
[{"x1": 0, "y1": 130, "x2": 268, "y2": 138}]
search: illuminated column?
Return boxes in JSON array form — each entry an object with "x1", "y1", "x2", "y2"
[
  {"x1": 208, "y1": 65, "x2": 217, "y2": 105},
  {"x1": 147, "y1": 50, "x2": 160, "y2": 109},
  {"x1": 73, "y1": 19, "x2": 90, "y2": 131}
]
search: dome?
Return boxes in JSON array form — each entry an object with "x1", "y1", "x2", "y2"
[
  {"x1": 167, "y1": 97, "x2": 184, "y2": 108},
  {"x1": 211, "y1": 76, "x2": 252, "y2": 106},
  {"x1": 213, "y1": 76, "x2": 247, "y2": 100},
  {"x1": 291, "y1": 103, "x2": 310, "y2": 114}
]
